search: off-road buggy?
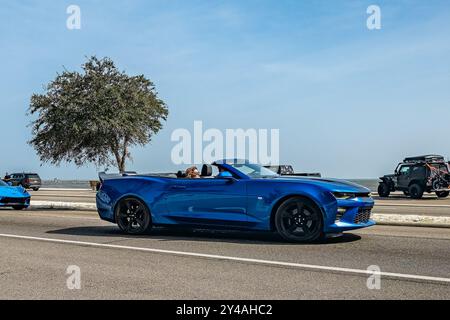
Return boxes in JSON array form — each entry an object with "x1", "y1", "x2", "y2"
[{"x1": 378, "y1": 155, "x2": 450, "y2": 199}]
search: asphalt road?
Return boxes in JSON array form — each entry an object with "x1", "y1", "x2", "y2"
[{"x1": 0, "y1": 208, "x2": 449, "y2": 299}]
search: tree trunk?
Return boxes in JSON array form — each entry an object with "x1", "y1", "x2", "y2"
[
  {"x1": 118, "y1": 158, "x2": 126, "y2": 173},
  {"x1": 112, "y1": 137, "x2": 129, "y2": 173}
]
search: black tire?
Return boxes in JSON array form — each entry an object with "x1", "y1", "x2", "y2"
[
  {"x1": 436, "y1": 191, "x2": 450, "y2": 198},
  {"x1": 377, "y1": 183, "x2": 391, "y2": 197},
  {"x1": 274, "y1": 197, "x2": 323, "y2": 243},
  {"x1": 403, "y1": 191, "x2": 410, "y2": 196},
  {"x1": 115, "y1": 197, "x2": 152, "y2": 235},
  {"x1": 13, "y1": 206, "x2": 26, "y2": 210},
  {"x1": 409, "y1": 184, "x2": 424, "y2": 199},
  {"x1": 32, "y1": 188, "x2": 39, "y2": 191}
]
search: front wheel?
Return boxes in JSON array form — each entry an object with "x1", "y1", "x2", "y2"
[
  {"x1": 32, "y1": 188, "x2": 40, "y2": 191},
  {"x1": 436, "y1": 191, "x2": 450, "y2": 198},
  {"x1": 115, "y1": 197, "x2": 152, "y2": 235},
  {"x1": 378, "y1": 183, "x2": 391, "y2": 197},
  {"x1": 274, "y1": 197, "x2": 323, "y2": 243}
]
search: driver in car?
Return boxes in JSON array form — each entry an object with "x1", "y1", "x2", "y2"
[{"x1": 185, "y1": 166, "x2": 201, "y2": 179}]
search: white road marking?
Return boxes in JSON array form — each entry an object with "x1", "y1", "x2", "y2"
[{"x1": 0, "y1": 233, "x2": 449, "y2": 284}]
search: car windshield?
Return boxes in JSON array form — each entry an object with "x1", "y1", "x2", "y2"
[
  {"x1": 228, "y1": 163, "x2": 279, "y2": 178},
  {"x1": 0, "y1": 180, "x2": 8, "y2": 187}
]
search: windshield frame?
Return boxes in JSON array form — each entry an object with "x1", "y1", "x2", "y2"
[
  {"x1": 0, "y1": 180, "x2": 9, "y2": 187},
  {"x1": 225, "y1": 162, "x2": 280, "y2": 179}
]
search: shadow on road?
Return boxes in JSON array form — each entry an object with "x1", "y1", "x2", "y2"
[{"x1": 46, "y1": 226, "x2": 362, "y2": 246}]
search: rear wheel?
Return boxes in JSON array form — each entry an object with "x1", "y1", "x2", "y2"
[
  {"x1": 115, "y1": 197, "x2": 152, "y2": 235},
  {"x1": 409, "y1": 184, "x2": 424, "y2": 199},
  {"x1": 436, "y1": 191, "x2": 450, "y2": 198},
  {"x1": 13, "y1": 206, "x2": 26, "y2": 210},
  {"x1": 274, "y1": 197, "x2": 323, "y2": 243},
  {"x1": 378, "y1": 183, "x2": 391, "y2": 197},
  {"x1": 32, "y1": 188, "x2": 39, "y2": 191},
  {"x1": 403, "y1": 191, "x2": 410, "y2": 196}
]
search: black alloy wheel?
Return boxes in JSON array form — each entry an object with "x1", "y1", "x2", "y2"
[
  {"x1": 275, "y1": 197, "x2": 323, "y2": 243},
  {"x1": 115, "y1": 197, "x2": 152, "y2": 235}
]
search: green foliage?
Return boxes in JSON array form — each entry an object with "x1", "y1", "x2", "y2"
[{"x1": 28, "y1": 56, "x2": 168, "y2": 171}]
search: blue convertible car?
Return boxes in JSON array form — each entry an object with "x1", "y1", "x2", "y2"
[
  {"x1": 0, "y1": 179, "x2": 31, "y2": 210},
  {"x1": 96, "y1": 160, "x2": 375, "y2": 242}
]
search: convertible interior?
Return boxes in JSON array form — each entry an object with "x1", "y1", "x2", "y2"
[{"x1": 176, "y1": 164, "x2": 216, "y2": 179}]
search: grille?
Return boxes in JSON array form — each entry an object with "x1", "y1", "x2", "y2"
[
  {"x1": 0, "y1": 197, "x2": 28, "y2": 204},
  {"x1": 354, "y1": 207, "x2": 372, "y2": 224}
]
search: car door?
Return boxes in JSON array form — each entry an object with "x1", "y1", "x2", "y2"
[
  {"x1": 164, "y1": 177, "x2": 248, "y2": 227},
  {"x1": 397, "y1": 165, "x2": 412, "y2": 189}
]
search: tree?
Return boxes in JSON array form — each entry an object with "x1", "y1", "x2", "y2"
[{"x1": 28, "y1": 56, "x2": 168, "y2": 172}]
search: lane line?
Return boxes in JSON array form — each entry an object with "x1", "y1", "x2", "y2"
[
  {"x1": 15, "y1": 214, "x2": 98, "y2": 221},
  {"x1": 0, "y1": 233, "x2": 449, "y2": 284}
]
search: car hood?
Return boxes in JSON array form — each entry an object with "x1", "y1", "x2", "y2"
[
  {"x1": 0, "y1": 186, "x2": 29, "y2": 198},
  {"x1": 269, "y1": 176, "x2": 371, "y2": 193}
]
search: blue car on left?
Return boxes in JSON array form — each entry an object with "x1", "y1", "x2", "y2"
[{"x1": 0, "y1": 179, "x2": 31, "y2": 210}]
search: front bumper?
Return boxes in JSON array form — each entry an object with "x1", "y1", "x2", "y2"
[
  {"x1": 324, "y1": 197, "x2": 375, "y2": 233},
  {"x1": 0, "y1": 197, "x2": 31, "y2": 207}
]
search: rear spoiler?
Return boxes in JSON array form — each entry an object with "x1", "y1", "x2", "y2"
[
  {"x1": 265, "y1": 165, "x2": 321, "y2": 177},
  {"x1": 98, "y1": 171, "x2": 138, "y2": 182}
]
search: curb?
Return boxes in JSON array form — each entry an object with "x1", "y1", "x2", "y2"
[
  {"x1": 30, "y1": 201, "x2": 96, "y2": 211},
  {"x1": 372, "y1": 213, "x2": 450, "y2": 228},
  {"x1": 29, "y1": 201, "x2": 450, "y2": 229}
]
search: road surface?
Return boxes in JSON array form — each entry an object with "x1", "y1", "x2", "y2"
[{"x1": 0, "y1": 208, "x2": 449, "y2": 299}]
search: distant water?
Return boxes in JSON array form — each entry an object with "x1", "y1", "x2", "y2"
[
  {"x1": 43, "y1": 179, "x2": 380, "y2": 191},
  {"x1": 348, "y1": 179, "x2": 380, "y2": 192}
]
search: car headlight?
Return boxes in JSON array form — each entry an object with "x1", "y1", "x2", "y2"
[{"x1": 332, "y1": 192, "x2": 356, "y2": 200}]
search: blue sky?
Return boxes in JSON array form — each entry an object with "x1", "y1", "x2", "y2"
[{"x1": 0, "y1": 0, "x2": 449, "y2": 179}]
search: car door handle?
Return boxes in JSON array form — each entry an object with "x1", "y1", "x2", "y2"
[{"x1": 171, "y1": 185, "x2": 187, "y2": 190}]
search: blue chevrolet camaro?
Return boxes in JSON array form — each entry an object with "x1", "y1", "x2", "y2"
[
  {"x1": 0, "y1": 179, "x2": 31, "y2": 210},
  {"x1": 96, "y1": 160, "x2": 375, "y2": 242}
]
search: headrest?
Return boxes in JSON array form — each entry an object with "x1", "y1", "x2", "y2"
[
  {"x1": 176, "y1": 170, "x2": 187, "y2": 178},
  {"x1": 201, "y1": 164, "x2": 212, "y2": 177},
  {"x1": 279, "y1": 165, "x2": 294, "y2": 175}
]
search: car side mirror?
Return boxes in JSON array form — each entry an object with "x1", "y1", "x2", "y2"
[{"x1": 217, "y1": 171, "x2": 235, "y2": 181}]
